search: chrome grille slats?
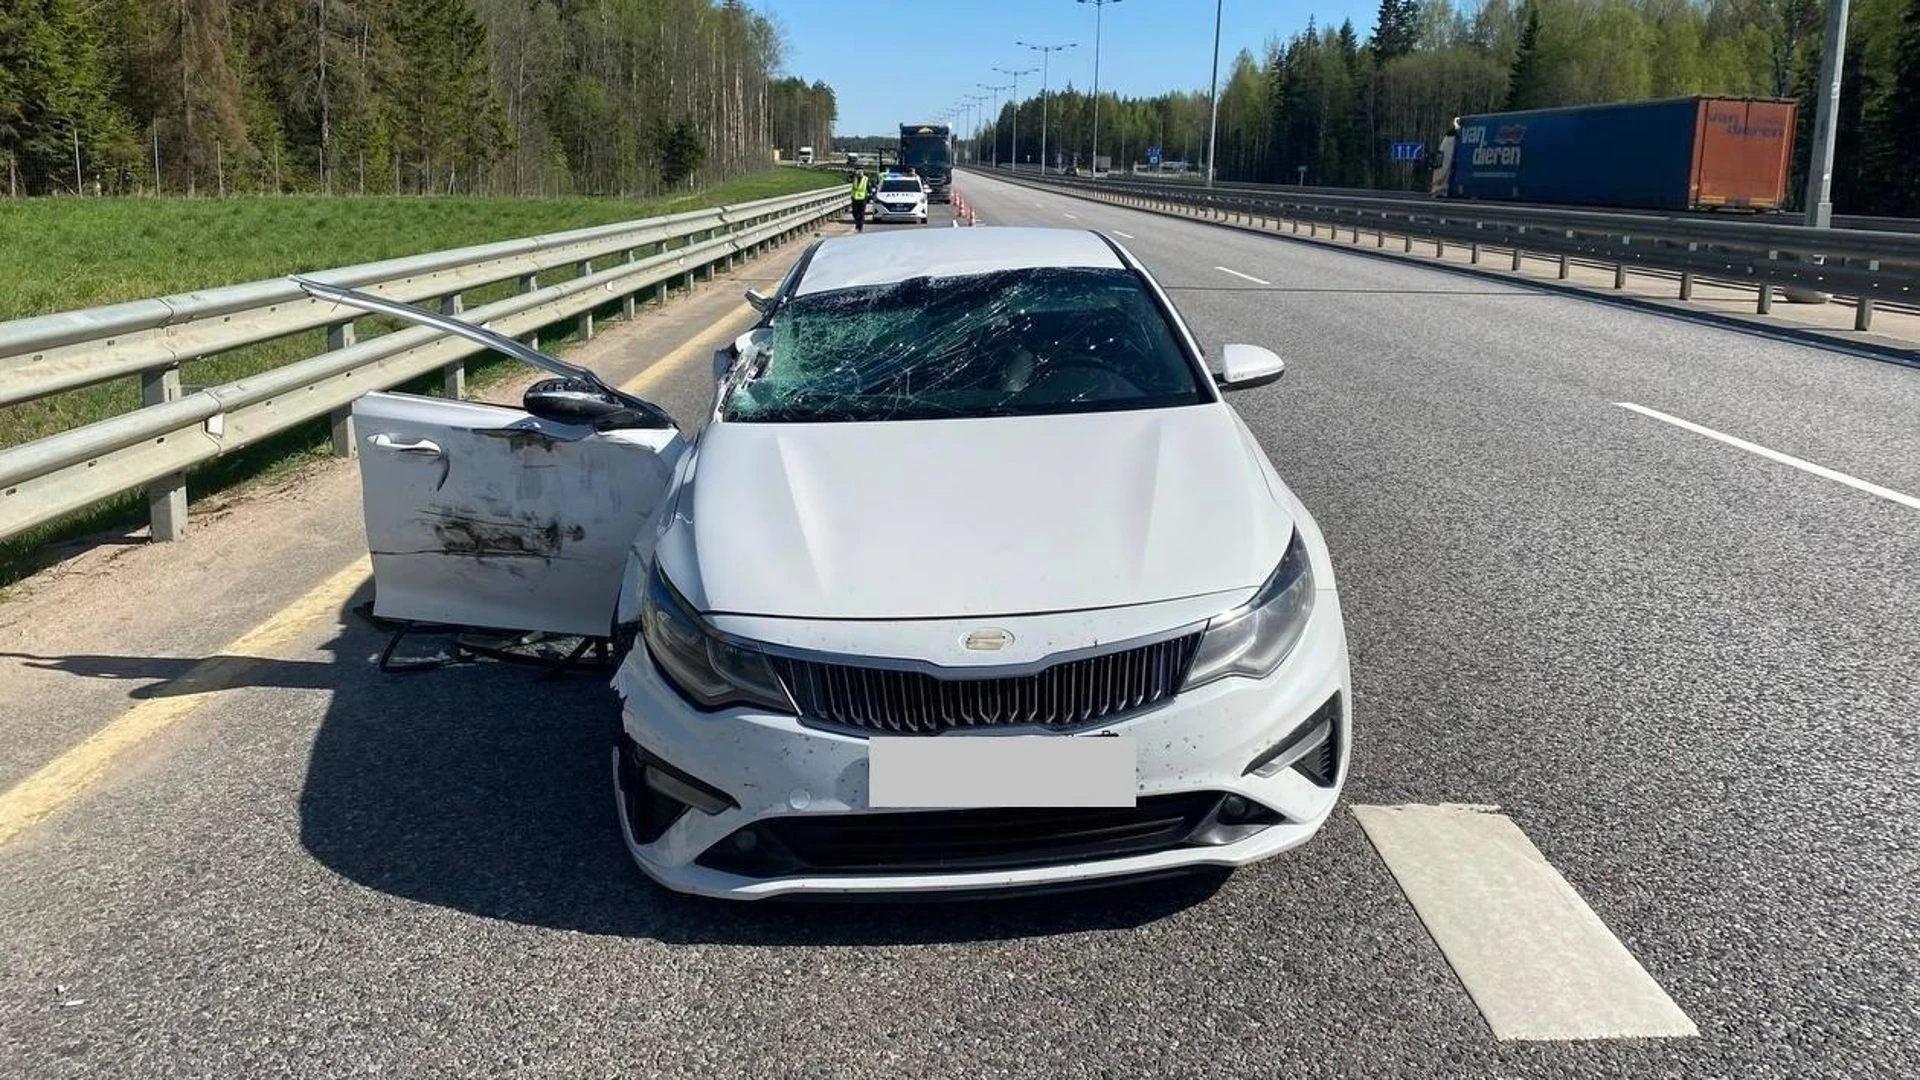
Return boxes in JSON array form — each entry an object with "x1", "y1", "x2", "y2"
[{"x1": 772, "y1": 634, "x2": 1202, "y2": 736}]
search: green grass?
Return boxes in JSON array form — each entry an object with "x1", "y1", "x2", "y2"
[{"x1": 0, "y1": 167, "x2": 840, "y2": 589}]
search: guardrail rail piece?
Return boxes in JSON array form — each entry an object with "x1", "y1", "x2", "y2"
[
  {"x1": 971, "y1": 167, "x2": 1920, "y2": 327},
  {"x1": 0, "y1": 186, "x2": 844, "y2": 545}
]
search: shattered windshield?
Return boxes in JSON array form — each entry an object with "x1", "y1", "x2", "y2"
[{"x1": 722, "y1": 267, "x2": 1210, "y2": 424}]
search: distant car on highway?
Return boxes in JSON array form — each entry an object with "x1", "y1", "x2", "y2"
[
  {"x1": 308, "y1": 226, "x2": 1350, "y2": 901},
  {"x1": 871, "y1": 175, "x2": 929, "y2": 224}
]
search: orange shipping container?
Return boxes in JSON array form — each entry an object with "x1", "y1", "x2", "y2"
[{"x1": 1691, "y1": 98, "x2": 1797, "y2": 210}]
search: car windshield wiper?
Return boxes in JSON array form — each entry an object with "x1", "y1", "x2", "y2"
[{"x1": 289, "y1": 275, "x2": 675, "y2": 428}]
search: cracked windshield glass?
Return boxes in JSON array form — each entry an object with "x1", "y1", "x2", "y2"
[{"x1": 723, "y1": 267, "x2": 1210, "y2": 422}]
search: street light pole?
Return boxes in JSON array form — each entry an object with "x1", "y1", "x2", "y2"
[
  {"x1": 1804, "y1": 0, "x2": 1850, "y2": 228},
  {"x1": 1205, "y1": 0, "x2": 1222, "y2": 187},
  {"x1": 994, "y1": 66, "x2": 1035, "y2": 170},
  {"x1": 979, "y1": 83, "x2": 1011, "y2": 167},
  {"x1": 1017, "y1": 42, "x2": 1077, "y2": 173},
  {"x1": 1077, "y1": 0, "x2": 1121, "y2": 173}
]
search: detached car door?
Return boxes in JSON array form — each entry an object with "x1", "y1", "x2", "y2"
[{"x1": 353, "y1": 390, "x2": 685, "y2": 638}]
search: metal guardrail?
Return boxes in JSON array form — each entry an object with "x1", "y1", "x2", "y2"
[
  {"x1": 0, "y1": 186, "x2": 844, "y2": 544},
  {"x1": 1081, "y1": 168, "x2": 1920, "y2": 235},
  {"x1": 973, "y1": 167, "x2": 1920, "y2": 329}
]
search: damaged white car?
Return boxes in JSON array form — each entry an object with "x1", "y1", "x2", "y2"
[{"x1": 305, "y1": 226, "x2": 1351, "y2": 901}]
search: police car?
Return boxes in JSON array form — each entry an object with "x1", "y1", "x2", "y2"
[{"x1": 871, "y1": 174, "x2": 929, "y2": 224}]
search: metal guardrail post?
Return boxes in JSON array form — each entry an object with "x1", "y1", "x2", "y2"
[
  {"x1": 1511, "y1": 232, "x2": 1524, "y2": 271},
  {"x1": 1471, "y1": 223, "x2": 1482, "y2": 265},
  {"x1": 1559, "y1": 235, "x2": 1572, "y2": 279},
  {"x1": 621, "y1": 251, "x2": 639, "y2": 319},
  {"x1": 1758, "y1": 252, "x2": 1776, "y2": 314},
  {"x1": 575, "y1": 259, "x2": 595, "y2": 341},
  {"x1": 518, "y1": 274, "x2": 540, "y2": 349},
  {"x1": 1856, "y1": 260, "x2": 1878, "y2": 329},
  {"x1": 1680, "y1": 244, "x2": 1697, "y2": 300},
  {"x1": 326, "y1": 321, "x2": 357, "y2": 458},
  {"x1": 1404, "y1": 231, "x2": 1412, "y2": 253},
  {"x1": 1614, "y1": 239, "x2": 1629, "y2": 289},
  {"x1": 142, "y1": 366, "x2": 188, "y2": 541},
  {"x1": 438, "y1": 296, "x2": 466, "y2": 398}
]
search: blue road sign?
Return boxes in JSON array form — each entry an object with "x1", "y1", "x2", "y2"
[
  {"x1": 1147, "y1": 145, "x2": 1163, "y2": 166},
  {"x1": 1391, "y1": 141, "x2": 1426, "y2": 162}
]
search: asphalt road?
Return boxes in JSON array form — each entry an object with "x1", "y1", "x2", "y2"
[{"x1": 3, "y1": 175, "x2": 1916, "y2": 1079}]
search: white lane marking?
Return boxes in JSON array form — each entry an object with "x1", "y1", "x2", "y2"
[
  {"x1": 1112, "y1": 230, "x2": 1135, "y2": 239},
  {"x1": 1062, "y1": 212, "x2": 1078, "y2": 219},
  {"x1": 1614, "y1": 402, "x2": 1920, "y2": 510},
  {"x1": 1215, "y1": 266, "x2": 1270, "y2": 286},
  {"x1": 1354, "y1": 804, "x2": 1698, "y2": 1042}
]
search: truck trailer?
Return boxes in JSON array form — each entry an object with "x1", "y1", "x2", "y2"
[{"x1": 1434, "y1": 96, "x2": 1797, "y2": 213}]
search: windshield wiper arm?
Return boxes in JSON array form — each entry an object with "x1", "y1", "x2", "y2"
[{"x1": 289, "y1": 276, "x2": 673, "y2": 426}]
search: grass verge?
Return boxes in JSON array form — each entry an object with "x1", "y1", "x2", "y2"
[{"x1": 0, "y1": 167, "x2": 839, "y2": 589}]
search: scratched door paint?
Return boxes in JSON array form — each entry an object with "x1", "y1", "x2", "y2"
[{"x1": 354, "y1": 390, "x2": 685, "y2": 638}]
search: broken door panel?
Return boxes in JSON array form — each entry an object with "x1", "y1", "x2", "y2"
[{"x1": 354, "y1": 390, "x2": 685, "y2": 638}]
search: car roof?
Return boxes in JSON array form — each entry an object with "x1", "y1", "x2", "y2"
[{"x1": 796, "y1": 227, "x2": 1125, "y2": 296}]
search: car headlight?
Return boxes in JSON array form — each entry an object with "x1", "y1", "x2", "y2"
[
  {"x1": 640, "y1": 564, "x2": 793, "y2": 712},
  {"x1": 1183, "y1": 529, "x2": 1315, "y2": 690}
]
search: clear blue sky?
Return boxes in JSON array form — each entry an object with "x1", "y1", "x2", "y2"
[{"x1": 758, "y1": 0, "x2": 1377, "y2": 137}]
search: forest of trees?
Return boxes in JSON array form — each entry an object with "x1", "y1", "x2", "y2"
[
  {"x1": 0, "y1": 0, "x2": 838, "y2": 197},
  {"x1": 978, "y1": 0, "x2": 1920, "y2": 215}
]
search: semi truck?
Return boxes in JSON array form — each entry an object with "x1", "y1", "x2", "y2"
[
  {"x1": 1431, "y1": 96, "x2": 1797, "y2": 212},
  {"x1": 899, "y1": 123, "x2": 953, "y2": 203}
]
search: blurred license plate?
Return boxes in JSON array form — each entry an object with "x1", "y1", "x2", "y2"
[{"x1": 868, "y1": 736, "x2": 1136, "y2": 809}]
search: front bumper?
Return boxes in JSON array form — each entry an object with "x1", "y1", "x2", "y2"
[
  {"x1": 612, "y1": 591, "x2": 1350, "y2": 900},
  {"x1": 872, "y1": 203, "x2": 927, "y2": 221}
]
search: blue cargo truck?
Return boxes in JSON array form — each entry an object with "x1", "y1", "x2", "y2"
[{"x1": 1432, "y1": 97, "x2": 1796, "y2": 212}]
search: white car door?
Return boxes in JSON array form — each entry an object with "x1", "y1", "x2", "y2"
[{"x1": 353, "y1": 390, "x2": 686, "y2": 638}]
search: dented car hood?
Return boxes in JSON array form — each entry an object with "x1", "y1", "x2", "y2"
[{"x1": 659, "y1": 404, "x2": 1293, "y2": 620}]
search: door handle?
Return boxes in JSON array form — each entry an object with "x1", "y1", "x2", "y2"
[{"x1": 368, "y1": 433, "x2": 444, "y2": 457}]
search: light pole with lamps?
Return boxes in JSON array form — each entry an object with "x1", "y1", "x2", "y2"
[
  {"x1": 1205, "y1": 0, "x2": 1223, "y2": 187},
  {"x1": 1016, "y1": 41, "x2": 1076, "y2": 173},
  {"x1": 993, "y1": 66, "x2": 1035, "y2": 170},
  {"x1": 978, "y1": 83, "x2": 1011, "y2": 167},
  {"x1": 1077, "y1": 0, "x2": 1121, "y2": 173}
]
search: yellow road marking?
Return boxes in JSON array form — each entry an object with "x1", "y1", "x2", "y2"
[
  {"x1": 621, "y1": 301, "x2": 758, "y2": 395},
  {"x1": 0, "y1": 556, "x2": 372, "y2": 848}
]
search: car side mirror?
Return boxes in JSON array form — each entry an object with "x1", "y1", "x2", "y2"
[
  {"x1": 744, "y1": 287, "x2": 774, "y2": 314},
  {"x1": 1214, "y1": 344, "x2": 1285, "y2": 391},
  {"x1": 523, "y1": 377, "x2": 627, "y2": 423},
  {"x1": 716, "y1": 328, "x2": 773, "y2": 381}
]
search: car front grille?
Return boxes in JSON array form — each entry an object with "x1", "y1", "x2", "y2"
[
  {"x1": 772, "y1": 633, "x2": 1202, "y2": 735},
  {"x1": 696, "y1": 792, "x2": 1226, "y2": 877}
]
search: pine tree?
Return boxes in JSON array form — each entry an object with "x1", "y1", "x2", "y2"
[
  {"x1": 659, "y1": 119, "x2": 706, "y2": 186},
  {"x1": 1504, "y1": 2, "x2": 1546, "y2": 110},
  {"x1": 1873, "y1": 0, "x2": 1920, "y2": 211},
  {"x1": 1371, "y1": 0, "x2": 1418, "y2": 63}
]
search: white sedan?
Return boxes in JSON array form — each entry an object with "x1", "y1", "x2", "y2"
[
  {"x1": 870, "y1": 175, "x2": 929, "y2": 223},
  {"x1": 319, "y1": 226, "x2": 1351, "y2": 901}
]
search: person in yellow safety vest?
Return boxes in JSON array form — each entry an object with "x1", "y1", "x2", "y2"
[{"x1": 850, "y1": 170, "x2": 871, "y2": 233}]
